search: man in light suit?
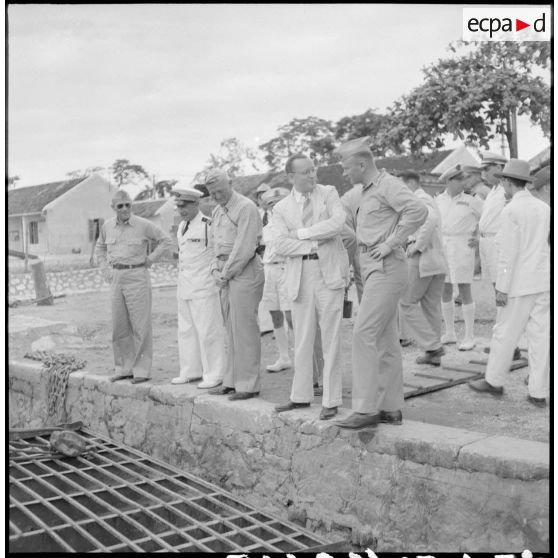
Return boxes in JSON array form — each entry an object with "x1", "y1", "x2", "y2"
[
  {"x1": 333, "y1": 137, "x2": 427, "y2": 430},
  {"x1": 272, "y1": 154, "x2": 350, "y2": 420},
  {"x1": 469, "y1": 160, "x2": 550, "y2": 407},
  {"x1": 398, "y1": 170, "x2": 448, "y2": 366}
]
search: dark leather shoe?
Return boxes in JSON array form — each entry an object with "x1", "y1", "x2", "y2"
[
  {"x1": 380, "y1": 410, "x2": 403, "y2": 425},
  {"x1": 313, "y1": 384, "x2": 323, "y2": 397},
  {"x1": 209, "y1": 385, "x2": 235, "y2": 395},
  {"x1": 468, "y1": 379, "x2": 504, "y2": 395},
  {"x1": 275, "y1": 401, "x2": 311, "y2": 413},
  {"x1": 527, "y1": 395, "x2": 546, "y2": 407},
  {"x1": 319, "y1": 406, "x2": 338, "y2": 420},
  {"x1": 131, "y1": 377, "x2": 149, "y2": 384},
  {"x1": 228, "y1": 391, "x2": 259, "y2": 401},
  {"x1": 416, "y1": 347, "x2": 445, "y2": 366},
  {"x1": 335, "y1": 412, "x2": 381, "y2": 430},
  {"x1": 110, "y1": 374, "x2": 133, "y2": 382}
]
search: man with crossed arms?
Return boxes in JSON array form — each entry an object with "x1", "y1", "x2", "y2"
[{"x1": 272, "y1": 153, "x2": 350, "y2": 421}]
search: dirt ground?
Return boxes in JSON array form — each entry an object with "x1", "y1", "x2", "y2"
[{"x1": 9, "y1": 279, "x2": 549, "y2": 443}]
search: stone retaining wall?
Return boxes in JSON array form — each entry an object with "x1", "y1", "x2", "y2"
[
  {"x1": 8, "y1": 262, "x2": 178, "y2": 300},
  {"x1": 9, "y1": 360, "x2": 549, "y2": 553}
]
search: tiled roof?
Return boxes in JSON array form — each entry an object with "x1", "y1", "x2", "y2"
[
  {"x1": 7, "y1": 178, "x2": 85, "y2": 216},
  {"x1": 131, "y1": 199, "x2": 168, "y2": 218}
]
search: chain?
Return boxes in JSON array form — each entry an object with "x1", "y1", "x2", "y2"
[{"x1": 24, "y1": 351, "x2": 86, "y2": 425}]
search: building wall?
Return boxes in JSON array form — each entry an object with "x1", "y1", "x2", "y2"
[
  {"x1": 43, "y1": 174, "x2": 117, "y2": 255},
  {"x1": 8, "y1": 217, "x2": 24, "y2": 252}
]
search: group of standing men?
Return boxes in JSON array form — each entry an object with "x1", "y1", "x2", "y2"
[{"x1": 94, "y1": 135, "x2": 550, "y2": 429}]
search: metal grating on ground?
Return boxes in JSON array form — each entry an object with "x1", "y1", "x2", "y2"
[{"x1": 9, "y1": 428, "x2": 343, "y2": 553}]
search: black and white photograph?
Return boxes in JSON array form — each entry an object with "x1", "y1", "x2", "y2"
[{"x1": 7, "y1": 3, "x2": 550, "y2": 554}]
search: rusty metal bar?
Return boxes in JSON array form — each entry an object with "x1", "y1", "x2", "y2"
[{"x1": 9, "y1": 428, "x2": 342, "y2": 552}]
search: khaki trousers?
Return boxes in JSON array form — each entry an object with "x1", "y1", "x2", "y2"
[
  {"x1": 352, "y1": 252, "x2": 408, "y2": 413},
  {"x1": 399, "y1": 255, "x2": 445, "y2": 351},
  {"x1": 218, "y1": 256, "x2": 264, "y2": 393},
  {"x1": 486, "y1": 291, "x2": 550, "y2": 399},
  {"x1": 291, "y1": 260, "x2": 344, "y2": 408},
  {"x1": 177, "y1": 294, "x2": 227, "y2": 383},
  {"x1": 111, "y1": 268, "x2": 152, "y2": 378}
]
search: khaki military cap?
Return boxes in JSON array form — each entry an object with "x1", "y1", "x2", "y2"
[
  {"x1": 480, "y1": 152, "x2": 507, "y2": 167},
  {"x1": 333, "y1": 136, "x2": 372, "y2": 160},
  {"x1": 261, "y1": 187, "x2": 290, "y2": 205},
  {"x1": 204, "y1": 169, "x2": 230, "y2": 188},
  {"x1": 172, "y1": 188, "x2": 202, "y2": 205}
]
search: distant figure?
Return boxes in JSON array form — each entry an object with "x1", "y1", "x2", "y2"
[
  {"x1": 272, "y1": 154, "x2": 349, "y2": 421},
  {"x1": 436, "y1": 165, "x2": 483, "y2": 351},
  {"x1": 469, "y1": 160, "x2": 550, "y2": 407},
  {"x1": 171, "y1": 188, "x2": 226, "y2": 389},
  {"x1": 96, "y1": 190, "x2": 172, "y2": 384},
  {"x1": 398, "y1": 170, "x2": 448, "y2": 366},
  {"x1": 205, "y1": 170, "x2": 265, "y2": 401},
  {"x1": 333, "y1": 137, "x2": 427, "y2": 430}
]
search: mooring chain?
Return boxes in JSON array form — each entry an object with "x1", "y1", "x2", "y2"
[{"x1": 24, "y1": 351, "x2": 86, "y2": 425}]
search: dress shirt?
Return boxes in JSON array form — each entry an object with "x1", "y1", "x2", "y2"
[
  {"x1": 261, "y1": 210, "x2": 285, "y2": 264},
  {"x1": 292, "y1": 188, "x2": 319, "y2": 251},
  {"x1": 96, "y1": 214, "x2": 172, "y2": 266},
  {"x1": 495, "y1": 190, "x2": 550, "y2": 297},
  {"x1": 478, "y1": 184, "x2": 507, "y2": 234},
  {"x1": 210, "y1": 190, "x2": 262, "y2": 281},
  {"x1": 436, "y1": 191, "x2": 483, "y2": 236},
  {"x1": 356, "y1": 170, "x2": 427, "y2": 249}
]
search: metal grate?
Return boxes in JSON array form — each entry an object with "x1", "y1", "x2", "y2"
[{"x1": 9, "y1": 428, "x2": 343, "y2": 553}]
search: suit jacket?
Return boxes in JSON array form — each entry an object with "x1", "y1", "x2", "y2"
[
  {"x1": 495, "y1": 190, "x2": 550, "y2": 297},
  {"x1": 270, "y1": 184, "x2": 350, "y2": 301},
  {"x1": 412, "y1": 188, "x2": 448, "y2": 278}
]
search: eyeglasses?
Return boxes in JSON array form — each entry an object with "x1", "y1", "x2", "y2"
[
  {"x1": 293, "y1": 169, "x2": 316, "y2": 177},
  {"x1": 116, "y1": 203, "x2": 131, "y2": 209}
]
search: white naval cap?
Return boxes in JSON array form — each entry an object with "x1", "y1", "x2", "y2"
[{"x1": 172, "y1": 188, "x2": 202, "y2": 205}]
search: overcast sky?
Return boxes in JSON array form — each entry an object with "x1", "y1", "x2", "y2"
[{"x1": 8, "y1": 4, "x2": 550, "y2": 187}]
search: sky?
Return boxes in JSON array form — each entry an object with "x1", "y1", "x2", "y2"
[{"x1": 8, "y1": 4, "x2": 551, "y2": 188}]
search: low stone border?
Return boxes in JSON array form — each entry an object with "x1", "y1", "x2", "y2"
[{"x1": 9, "y1": 360, "x2": 549, "y2": 552}]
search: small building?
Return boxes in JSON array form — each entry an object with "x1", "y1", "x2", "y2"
[{"x1": 8, "y1": 174, "x2": 117, "y2": 256}]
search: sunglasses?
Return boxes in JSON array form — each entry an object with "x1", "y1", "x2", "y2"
[{"x1": 116, "y1": 203, "x2": 131, "y2": 209}]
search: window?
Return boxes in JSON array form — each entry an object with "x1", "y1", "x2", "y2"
[
  {"x1": 29, "y1": 221, "x2": 39, "y2": 244},
  {"x1": 88, "y1": 218, "x2": 104, "y2": 241}
]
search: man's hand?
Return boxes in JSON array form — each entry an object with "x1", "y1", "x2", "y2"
[
  {"x1": 495, "y1": 290, "x2": 508, "y2": 307},
  {"x1": 406, "y1": 245, "x2": 419, "y2": 257},
  {"x1": 144, "y1": 257, "x2": 153, "y2": 269},
  {"x1": 370, "y1": 242, "x2": 392, "y2": 260},
  {"x1": 467, "y1": 236, "x2": 479, "y2": 249},
  {"x1": 288, "y1": 230, "x2": 299, "y2": 240},
  {"x1": 89, "y1": 256, "x2": 96, "y2": 267},
  {"x1": 212, "y1": 270, "x2": 227, "y2": 289}
]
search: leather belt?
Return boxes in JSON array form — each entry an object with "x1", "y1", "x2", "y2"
[
  {"x1": 359, "y1": 244, "x2": 377, "y2": 253},
  {"x1": 480, "y1": 232, "x2": 497, "y2": 238},
  {"x1": 302, "y1": 253, "x2": 319, "y2": 260},
  {"x1": 216, "y1": 254, "x2": 229, "y2": 261},
  {"x1": 112, "y1": 263, "x2": 145, "y2": 270},
  {"x1": 267, "y1": 261, "x2": 283, "y2": 265}
]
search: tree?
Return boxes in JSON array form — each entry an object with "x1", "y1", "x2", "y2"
[
  {"x1": 111, "y1": 159, "x2": 149, "y2": 188},
  {"x1": 387, "y1": 41, "x2": 550, "y2": 157},
  {"x1": 259, "y1": 117, "x2": 336, "y2": 170},
  {"x1": 154, "y1": 179, "x2": 177, "y2": 198},
  {"x1": 7, "y1": 175, "x2": 20, "y2": 190},
  {"x1": 66, "y1": 166, "x2": 104, "y2": 179},
  {"x1": 334, "y1": 109, "x2": 404, "y2": 157}
]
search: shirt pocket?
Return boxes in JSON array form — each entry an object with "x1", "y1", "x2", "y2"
[
  {"x1": 126, "y1": 238, "x2": 146, "y2": 257},
  {"x1": 362, "y1": 198, "x2": 382, "y2": 213}
]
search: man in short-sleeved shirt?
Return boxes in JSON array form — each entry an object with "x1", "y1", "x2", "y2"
[{"x1": 96, "y1": 190, "x2": 172, "y2": 383}]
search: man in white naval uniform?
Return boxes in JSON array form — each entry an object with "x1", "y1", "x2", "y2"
[
  {"x1": 469, "y1": 160, "x2": 550, "y2": 407},
  {"x1": 171, "y1": 188, "x2": 227, "y2": 389}
]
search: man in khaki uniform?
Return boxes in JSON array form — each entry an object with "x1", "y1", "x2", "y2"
[
  {"x1": 398, "y1": 170, "x2": 448, "y2": 366},
  {"x1": 96, "y1": 190, "x2": 172, "y2": 383},
  {"x1": 334, "y1": 137, "x2": 428, "y2": 429},
  {"x1": 205, "y1": 169, "x2": 265, "y2": 401}
]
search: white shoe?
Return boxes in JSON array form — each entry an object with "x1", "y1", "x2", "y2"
[
  {"x1": 197, "y1": 379, "x2": 222, "y2": 389},
  {"x1": 441, "y1": 333, "x2": 457, "y2": 345},
  {"x1": 171, "y1": 376, "x2": 201, "y2": 385},
  {"x1": 458, "y1": 338, "x2": 476, "y2": 351},
  {"x1": 266, "y1": 359, "x2": 292, "y2": 373}
]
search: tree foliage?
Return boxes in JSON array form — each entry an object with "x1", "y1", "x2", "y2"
[
  {"x1": 387, "y1": 41, "x2": 550, "y2": 156},
  {"x1": 111, "y1": 159, "x2": 149, "y2": 188},
  {"x1": 66, "y1": 166, "x2": 104, "y2": 179}
]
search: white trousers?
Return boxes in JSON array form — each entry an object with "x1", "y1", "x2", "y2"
[
  {"x1": 290, "y1": 260, "x2": 344, "y2": 408},
  {"x1": 177, "y1": 294, "x2": 227, "y2": 383},
  {"x1": 485, "y1": 291, "x2": 550, "y2": 399}
]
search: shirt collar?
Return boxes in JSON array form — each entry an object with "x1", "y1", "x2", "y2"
[
  {"x1": 114, "y1": 214, "x2": 136, "y2": 227},
  {"x1": 222, "y1": 190, "x2": 240, "y2": 213},
  {"x1": 292, "y1": 188, "x2": 314, "y2": 202},
  {"x1": 363, "y1": 169, "x2": 386, "y2": 191}
]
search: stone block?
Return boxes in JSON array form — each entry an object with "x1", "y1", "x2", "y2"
[
  {"x1": 458, "y1": 436, "x2": 549, "y2": 480},
  {"x1": 9, "y1": 360, "x2": 45, "y2": 384},
  {"x1": 148, "y1": 384, "x2": 198, "y2": 406}
]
